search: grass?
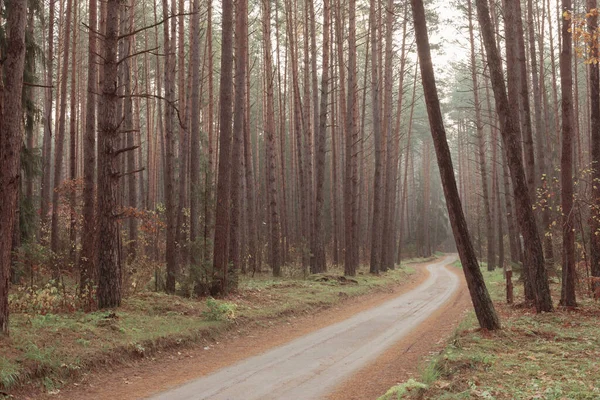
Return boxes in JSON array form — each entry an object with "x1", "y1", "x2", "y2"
[
  {"x1": 379, "y1": 265, "x2": 600, "y2": 400},
  {"x1": 1, "y1": 261, "x2": 421, "y2": 394}
]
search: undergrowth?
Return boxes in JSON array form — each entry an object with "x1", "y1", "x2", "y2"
[
  {"x1": 380, "y1": 266, "x2": 600, "y2": 400},
  {"x1": 1, "y1": 260, "x2": 421, "y2": 395}
]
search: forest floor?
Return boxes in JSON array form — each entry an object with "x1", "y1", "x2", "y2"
[
  {"x1": 0, "y1": 256, "x2": 441, "y2": 399},
  {"x1": 379, "y1": 267, "x2": 600, "y2": 400}
]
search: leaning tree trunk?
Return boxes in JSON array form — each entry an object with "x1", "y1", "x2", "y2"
[
  {"x1": 410, "y1": 0, "x2": 500, "y2": 330},
  {"x1": 476, "y1": 0, "x2": 553, "y2": 313}
]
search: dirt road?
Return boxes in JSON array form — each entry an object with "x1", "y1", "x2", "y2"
[{"x1": 150, "y1": 255, "x2": 461, "y2": 400}]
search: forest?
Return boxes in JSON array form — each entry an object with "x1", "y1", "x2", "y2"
[{"x1": 0, "y1": 0, "x2": 599, "y2": 396}]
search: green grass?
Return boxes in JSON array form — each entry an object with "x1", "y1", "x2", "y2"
[
  {"x1": 1, "y1": 262, "x2": 419, "y2": 393},
  {"x1": 380, "y1": 265, "x2": 600, "y2": 400}
]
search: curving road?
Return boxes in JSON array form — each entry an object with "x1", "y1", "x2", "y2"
[{"x1": 149, "y1": 255, "x2": 460, "y2": 400}]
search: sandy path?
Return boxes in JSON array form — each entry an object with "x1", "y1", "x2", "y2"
[{"x1": 149, "y1": 255, "x2": 461, "y2": 400}]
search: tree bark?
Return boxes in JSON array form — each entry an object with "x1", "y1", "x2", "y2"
[
  {"x1": 344, "y1": 0, "x2": 359, "y2": 276},
  {"x1": 311, "y1": 0, "x2": 330, "y2": 274},
  {"x1": 212, "y1": 0, "x2": 235, "y2": 293},
  {"x1": 163, "y1": 0, "x2": 178, "y2": 293},
  {"x1": 189, "y1": 0, "x2": 201, "y2": 267},
  {"x1": 97, "y1": 0, "x2": 123, "y2": 309},
  {"x1": 559, "y1": 0, "x2": 576, "y2": 307},
  {"x1": 229, "y1": 0, "x2": 248, "y2": 282},
  {"x1": 0, "y1": 0, "x2": 27, "y2": 335},
  {"x1": 80, "y1": 0, "x2": 98, "y2": 302},
  {"x1": 263, "y1": 0, "x2": 282, "y2": 277},
  {"x1": 369, "y1": 0, "x2": 384, "y2": 274},
  {"x1": 589, "y1": 1, "x2": 600, "y2": 298},
  {"x1": 40, "y1": 0, "x2": 56, "y2": 242},
  {"x1": 468, "y1": 0, "x2": 495, "y2": 271},
  {"x1": 50, "y1": 0, "x2": 74, "y2": 256}
]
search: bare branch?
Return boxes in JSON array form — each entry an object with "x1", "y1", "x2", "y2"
[
  {"x1": 24, "y1": 82, "x2": 54, "y2": 88},
  {"x1": 114, "y1": 145, "x2": 140, "y2": 157},
  {"x1": 117, "y1": 167, "x2": 145, "y2": 179},
  {"x1": 118, "y1": 12, "x2": 195, "y2": 41},
  {"x1": 117, "y1": 47, "x2": 160, "y2": 66}
]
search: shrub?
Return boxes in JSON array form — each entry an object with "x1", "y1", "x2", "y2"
[{"x1": 202, "y1": 297, "x2": 236, "y2": 321}]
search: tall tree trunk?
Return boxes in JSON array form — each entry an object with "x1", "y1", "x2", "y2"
[
  {"x1": 468, "y1": 0, "x2": 495, "y2": 270},
  {"x1": 124, "y1": 0, "x2": 138, "y2": 261},
  {"x1": 175, "y1": 0, "x2": 187, "y2": 268},
  {"x1": 40, "y1": 0, "x2": 56, "y2": 242},
  {"x1": 68, "y1": 1, "x2": 79, "y2": 264},
  {"x1": 344, "y1": 0, "x2": 359, "y2": 276},
  {"x1": 589, "y1": 0, "x2": 600, "y2": 298},
  {"x1": 559, "y1": 0, "x2": 576, "y2": 307},
  {"x1": 476, "y1": 0, "x2": 553, "y2": 313},
  {"x1": 311, "y1": 0, "x2": 330, "y2": 274},
  {"x1": 263, "y1": 0, "x2": 282, "y2": 277},
  {"x1": 50, "y1": 0, "x2": 74, "y2": 257},
  {"x1": 0, "y1": 0, "x2": 27, "y2": 335},
  {"x1": 80, "y1": 0, "x2": 98, "y2": 302},
  {"x1": 369, "y1": 0, "x2": 384, "y2": 274},
  {"x1": 397, "y1": 62, "x2": 418, "y2": 263},
  {"x1": 411, "y1": 0, "x2": 500, "y2": 330},
  {"x1": 189, "y1": 0, "x2": 201, "y2": 266},
  {"x1": 381, "y1": 4, "x2": 406, "y2": 271},
  {"x1": 212, "y1": 0, "x2": 235, "y2": 293},
  {"x1": 163, "y1": 0, "x2": 178, "y2": 293},
  {"x1": 229, "y1": 0, "x2": 248, "y2": 282},
  {"x1": 505, "y1": 0, "x2": 537, "y2": 302},
  {"x1": 97, "y1": 0, "x2": 123, "y2": 309},
  {"x1": 528, "y1": 0, "x2": 554, "y2": 264},
  {"x1": 515, "y1": 0, "x2": 537, "y2": 213}
]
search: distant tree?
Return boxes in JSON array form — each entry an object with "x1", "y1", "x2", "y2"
[
  {"x1": 50, "y1": 0, "x2": 74, "y2": 259},
  {"x1": 40, "y1": 0, "x2": 56, "y2": 242}
]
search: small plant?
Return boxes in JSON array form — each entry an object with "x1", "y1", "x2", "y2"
[
  {"x1": 202, "y1": 297, "x2": 236, "y2": 321},
  {"x1": 9, "y1": 281, "x2": 86, "y2": 314},
  {"x1": 0, "y1": 358, "x2": 21, "y2": 390},
  {"x1": 377, "y1": 379, "x2": 428, "y2": 400}
]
